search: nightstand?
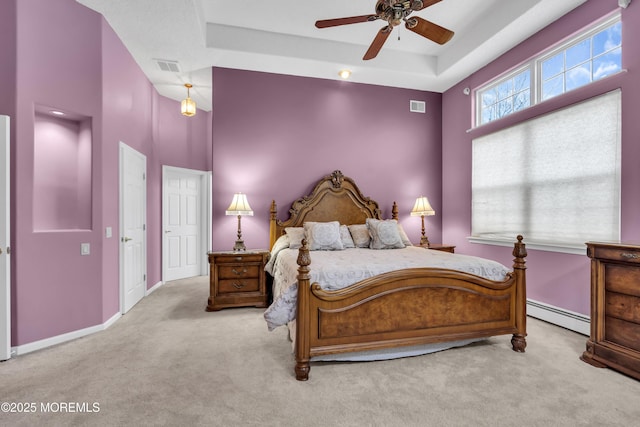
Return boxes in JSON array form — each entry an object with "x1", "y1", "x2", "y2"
[
  {"x1": 421, "y1": 243, "x2": 455, "y2": 253},
  {"x1": 206, "y1": 250, "x2": 270, "y2": 311}
]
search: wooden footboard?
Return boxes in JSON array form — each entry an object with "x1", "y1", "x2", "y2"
[{"x1": 294, "y1": 236, "x2": 527, "y2": 381}]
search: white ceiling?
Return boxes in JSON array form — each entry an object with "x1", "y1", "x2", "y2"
[{"x1": 76, "y1": 0, "x2": 588, "y2": 112}]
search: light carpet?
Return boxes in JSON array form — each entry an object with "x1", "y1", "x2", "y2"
[{"x1": 1, "y1": 276, "x2": 639, "y2": 426}]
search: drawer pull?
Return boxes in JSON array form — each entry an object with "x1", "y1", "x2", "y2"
[
  {"x1": 232, "y1": 282, "x2": 246, "y2": 289},
  {"x1": 235, "y1": 256, "x2": 243, "y2": 262},
  {"x1": 232, "y1": 268, "x2": 248, "y2": 276},
  {"x1": 620, "y1": 253, "x2": 640, "y2": 259}
]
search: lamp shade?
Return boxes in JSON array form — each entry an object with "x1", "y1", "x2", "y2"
[
  {"x1": 410, "y1": 196, "x2": 435, "y2": 216},
  {"x1": 226, "y1": 193, "x2": 253, "y2": 216}
]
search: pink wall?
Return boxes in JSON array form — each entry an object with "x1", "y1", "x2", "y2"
[
  {"x1": 442, "y1": 0, "x2": 640, "y2": 316},
  {"x1": 5, "y1": 0, "x2": 212, "y2": 346},
  {"x1": 211, "y1": 67, "x2": 443, "y2": 252}
]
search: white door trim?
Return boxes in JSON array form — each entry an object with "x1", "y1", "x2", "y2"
[
  {"x1": 119, "y1": 142, "x2": 147, "y2": 314},
  {"x1": 0, "y1": 116, "x2": 10, "y2": 361},
  {"x1": 162, "y1": 165, "x2": 211, "y2": 281}
]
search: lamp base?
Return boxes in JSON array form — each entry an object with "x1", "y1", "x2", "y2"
[
  {"x1": 232, "y1": 239, "x2": 247, "y2": 252},
  {"x1": 420, "y1": 235, "x2": 430, "y2": 247}
]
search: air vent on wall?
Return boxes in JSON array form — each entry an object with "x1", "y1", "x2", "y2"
[
  {"x1": 154, "y1": 59, "x2": 181, "y2": 73},
  {"x1": 410, "y1": 100, "x2": 426, "y2": 113}
]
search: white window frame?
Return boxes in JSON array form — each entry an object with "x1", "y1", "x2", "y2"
[{"x1": 475, "y1": 13, "x2": 621, "y2": 127}]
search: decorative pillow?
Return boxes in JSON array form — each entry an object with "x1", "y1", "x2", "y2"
[
  {"x1": 285, "y1": 227, "x2": 305, "y2": 249},
  {"x1": 340, "y1": 225, "x2": 355, "y2": 249},
  {"x1": 303, "y1": 221, "x2": 344, "y2": 251},
  {"x1": 366, "y1": 218, "x2": 405, "y2": 249},
  {"x1": 397, "y1": 224, "x2": 413, "y2": 247},
  {"x1": 348, "y1": 224, "x2": 370, "y2": 248}
]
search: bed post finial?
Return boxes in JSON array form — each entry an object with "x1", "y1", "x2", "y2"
[
  {"x1": 511, "y1": 235, "x2": 527, "y2": 353},
  {"x1": 392, "y1": 201, "x2": 399, "y2": 220},
  {"x1": 295, "y1": 239, "x2": 312, "y2": 380},
  {"x1": 269, "y1": 200, "x2": 278, "y2": 251}
]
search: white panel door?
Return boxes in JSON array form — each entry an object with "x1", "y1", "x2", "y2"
[
  {"x1": 0, "y1": 116, "x2": 10, "y2": 360},
  {"x1": 163, "y1": 167, "x2": 202, "y2": 281},
  {"x1": 120, "y1": 143, "x2": 146, "y2": 314}
]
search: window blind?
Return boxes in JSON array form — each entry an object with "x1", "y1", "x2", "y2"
[{"x1": 472, "y1": 90, "x2": 621, "y2": 247}]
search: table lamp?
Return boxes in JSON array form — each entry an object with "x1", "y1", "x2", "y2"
[
  {"x1": 226, "y1": 192, "x2": 253, "y2": 251},
  {"x1": 410, "y1": 196, "x2": 435, "y2": 246}
]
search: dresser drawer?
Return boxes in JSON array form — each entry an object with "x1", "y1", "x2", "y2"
[
  {"x1": 605, "y1": 264, "x2": 640, "y2": 298},
  {"x1": 218, "y1": 278, "x2": 260, "y2": 294},
  {"x1": 592, "y1": 246, "x2": 640, "y2": 264},
  {"x1": 605, "y1": 316, "x2": 640, "y2": 352},
  {"x1": 605, "y1": 292, "x2": 640, "y2": 324},
  {"x1": 218, "y1": 264, "x2": 260, "y2": 280}
]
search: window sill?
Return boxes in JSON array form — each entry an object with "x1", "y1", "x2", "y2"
[{"x1": 467, "y1": 236, "x2": 586, "y2": 255}]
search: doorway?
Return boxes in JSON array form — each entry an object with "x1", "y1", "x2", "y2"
[
  {"x1": 119, "y1": 142, "x2": 147, "y2": 314},
  {"x1": 162, "y1": 166, "x2": 211, "y2": 282}
]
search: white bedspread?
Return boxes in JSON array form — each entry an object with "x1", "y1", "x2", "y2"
[{"x1": 263, "y1": 245, "x2": 511, "y2": 331}]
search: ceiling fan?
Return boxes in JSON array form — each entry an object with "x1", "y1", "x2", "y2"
[{"x1": 315, "y1": 0, "x2": 454, "y2": 60}]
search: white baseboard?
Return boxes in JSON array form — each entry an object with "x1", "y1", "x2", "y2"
[
  {"x1": 10, "y1": 282, "x2": 164, "y2": 358},
  {"x1": 527, "y1": 299, "x2": 590, "y2": 336},
  {"x1": 146, "y1": 281, "x2": 163, "y2": 295},
  {"x1": 11, "y1": 311, "x2": 122, "y2": 357}
]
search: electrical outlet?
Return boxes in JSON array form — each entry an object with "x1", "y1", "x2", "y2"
[{"x1": 81, "y1": 243, "x2": 90, "y2": 255}]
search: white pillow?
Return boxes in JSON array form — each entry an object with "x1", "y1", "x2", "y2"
[
  {"x1": 348, "y1": 224, "x2": 370, "y2": 248},
  {"x1": 303, "y1": 221, "x2": 344, "y2": 251},
  {"x1": 366, "y1": 218, "x2": 405, "y2": 249},
  {"x1": 340, "y1": 225, "x2": 355, "y2": 249},
  {"x1": 397, "y1": 224, "x2": 413, "y2": 247},
  {"x1": 285, "y1": 227, "x2": 305, "y2": 249}
]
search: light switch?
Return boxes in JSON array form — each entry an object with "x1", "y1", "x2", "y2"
[
  {"x1": 81, "y1": 243, "x2": 90, "y2": 255},
  {"x1": 105, "y1": 227, "x2": 112, "y2": 238}
]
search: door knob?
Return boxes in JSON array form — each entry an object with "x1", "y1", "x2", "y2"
[{"x1": 122, "y1": 237, "x2": 132, "y2": 242}]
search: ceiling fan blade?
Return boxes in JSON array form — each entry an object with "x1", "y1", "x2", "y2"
[
  {"x1": 411, "y1": 0, "x2": 443, "y2": 11},
  {"x1": 315, "y1": 15, "x2": 378, "y2": 28},
  {"x1": 405, "y1": 16, "x2": 454, "y2": 45},
  {"x1": 363, "y1": 26, "x2": 392, "y2": 60}
]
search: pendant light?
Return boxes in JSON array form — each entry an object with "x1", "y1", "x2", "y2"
[{"x1": 181, "y1": 83, "x2": 196, "y2": 117}]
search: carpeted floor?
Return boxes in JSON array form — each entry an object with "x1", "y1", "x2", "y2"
[{"x1": 1, "y1": 276, "x2": 639, "y2": 426}]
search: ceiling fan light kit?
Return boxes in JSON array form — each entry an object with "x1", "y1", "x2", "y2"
[{"x1": 315, "y1": 0, "x2": 454, "y2": 60}]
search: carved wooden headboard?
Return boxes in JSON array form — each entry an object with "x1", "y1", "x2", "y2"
[{"x1": 269, "y1": 170, "x2": 398, "y2": 249}]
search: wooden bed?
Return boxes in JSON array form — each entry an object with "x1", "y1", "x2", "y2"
[{"x1": 269, "y1": 170, "x2": 527, "y2": 381}]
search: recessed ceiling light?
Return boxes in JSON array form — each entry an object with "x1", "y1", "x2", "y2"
[
  {"x1": 338, "y1": 69, "x2": 351, "y2": 79},
  {"x1": 50, "y1": 110, "x2": 65, "y2": 116}
]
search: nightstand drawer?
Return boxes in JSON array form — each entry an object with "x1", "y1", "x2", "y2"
[
  {"x1": 215, "y1": 254, "x2": 265, "y2": 264},
  {"x1": 219, "y1": 278, "x2": 260, "y2": 293},
  {"x1": 218, "y1": 264, "x2": 260, "y2": 280}
]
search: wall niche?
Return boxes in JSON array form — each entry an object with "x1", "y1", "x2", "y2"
[{"x1": 33, "y1": 106, "x2": 92, "y2": 231}]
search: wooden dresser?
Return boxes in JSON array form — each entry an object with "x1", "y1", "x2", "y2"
[
  {"x1": 581, "y1": 242, "x2": 640, "y2": 380},
  {"x1": 206, "y1": 250, "x2": 270, "y2": 311}
]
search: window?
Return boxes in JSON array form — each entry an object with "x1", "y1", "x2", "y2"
[
  {"x1": 471, "y1": 90, "x2": 621, "y2": 252},
  {"x1": 480, "y1": 69, "x2": 531, "y2": 124},
  {"x1": 476, "y1": 15, "x2": 621, "y2": 126}
]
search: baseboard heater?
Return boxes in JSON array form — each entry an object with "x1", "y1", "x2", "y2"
[{"x1": 527, "y1": 299, "x2": 590, "y2": 336}]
